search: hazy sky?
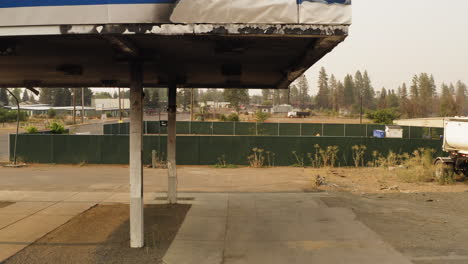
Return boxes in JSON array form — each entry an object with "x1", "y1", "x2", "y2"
[{"x1": 306, "y1": 0, "x2": 468, "y2": 94}]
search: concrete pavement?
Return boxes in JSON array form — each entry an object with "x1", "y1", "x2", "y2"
[
  {"x1": 0, "y1": 165, "x2": 316, "y2": 193},
  {"x1": 0, "y1": 133, "x2": 8, "y2": 162},
  {"x1": 0, "y1": 191, "x2": 413, "y2": 263}
]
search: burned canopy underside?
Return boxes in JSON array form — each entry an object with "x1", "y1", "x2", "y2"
[{"x1": 0, "y1": 24, "x2": 347, "y2": 89}]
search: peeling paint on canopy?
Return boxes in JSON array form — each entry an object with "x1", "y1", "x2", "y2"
[{"x1": 0, "y1": 23, "x2": 348, "y2": 37}]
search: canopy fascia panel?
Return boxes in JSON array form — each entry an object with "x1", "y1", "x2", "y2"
[{"x1": 0, "y1": 23, "x2": 348, "y2": 89}]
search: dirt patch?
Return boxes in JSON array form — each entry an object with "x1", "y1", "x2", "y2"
[
  {"x1": 322, "y1": 192, "x2": 468, "y2": 263},
  {"x1": 309, "y1": 167, "x2": 468, "y2": 194},
  {"x1": 0, "y1": 201, "x2": 13, "y2": 208},
  {"x1": 5, "y1": 203, "x2": 191, "y2": 264}
]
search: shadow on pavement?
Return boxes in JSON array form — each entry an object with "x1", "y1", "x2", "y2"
[{"x1": 5, "y1": 203, "x2": 191, "y2": 264}]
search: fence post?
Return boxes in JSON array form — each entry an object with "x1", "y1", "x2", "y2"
[
  {"x1": 212, "y1": 121, "x2": 214, "y2": 135},
  {"x1": 233, "y1": 121, "x2": 236, "y2": 136},
  {"x1": 152, "y1": 150, "x2": 157, "y2": 168},
  {"x1": 300, "y1": 123, "x2": 302, "y2": 136},
  {"x1": 409, "y1": 126, "x2": 411, "y2": 139},
  {"x1": 321, "y1": 123, "x2": 324, "y2": 136},
  {"x1": 277, "y1": 122, "x2": 280, "y2": 136},
  {"x1": 365, "y1": 124, "x2": 368, "y2": 137},
  {"x1": 343, "y1": 124, "x2": 346, "y2": 137},
  {"x1": 256, "y1": 122, "x2": 258, "y2": 136},
  {"x1": 189, "y1": 121, "x2": 192, "y2": 135},
  {"x1": 145, "y1": 121, "x2": 147, "y2": 134}
]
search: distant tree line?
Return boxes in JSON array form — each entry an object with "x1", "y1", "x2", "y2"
[
  {"x1": 2, "y1": 71, "x2": 466, "y2": 119},
  {"x1": 38, "y1": 88, "x2": 93, "y2": 106},
  {"x1": 259, "y1": 67, "x2": 468, "y2": 118},
  {"x1": 0, "y1": 88, "x2": 38, "y2": 106}
]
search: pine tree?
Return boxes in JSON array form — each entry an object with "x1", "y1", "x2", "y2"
[
  {"x1": 223, "y1": 89, "x2": 249, "y2": 112},
  {"x1": 30, "y1": 94, "x2": 37, "y2": 104},
  {"x1": 377, "y1": 88, "x2": 388, "y2": 109},
  {"x1": 53, "y1": 88, "x2": 72, "y2": 106},
  {"x1": 0, "y1": 88, "x2": 9, "y2": 106},
  {"x1": 75, "y1": 88, "x2": 93, "y2": 106},
  {"x1": 448, "y1": 83, "x2": 455, "y2": 95},
  {"x1": 316, "y1": 67, "x2": 329, "y2": 109},
  {"x1": 39, "y1": 88, "x2": 54, "y2": 104},
  {"x1": 273, "y1": 90, "x2": 281, "y2": 106},
  {"x1": 192, "y1": 88, "x2": 199, "y2": 107},
  {"x1": 22, "y1": 90, "x2": 30, "y2": 102},
  {"x1": 440, "y1": 83, "x2": 458, "y2": 117},
  {"x1": 386, "y1": 89, "x2": 399, "y2": 108},
  {"x1": 410, "y1": 75, "x2": 419, "y2": 99},
  {"x1": 336, "y1": 81, "x2": 345, "y2": 110},
  {"x1": 262, "y1": 89, "x2": 272, "y2": 105},
  {"x1": 354, "y1": 71, "x2": 364, "y2": 106},
  {"x1": 280, "y1": 89, "x2": 289, "y2": 105},
  {"x1": 10, "y1": 88, "x2": 22, "y2": 104},
  {"x1": 343, "y1": 74, "x2": 355, "y2": 107},
  {"x1": 418, "y1": 73, "x2": 435, "y2": 116},
  {"x1": 362, "y1": 71, "x2": 375, "y2": 109},
  {"x1": 399, "y1": 83, "x2": 412, "y2": 117},
  {"x1": 328, "y1": 74, "x2": 338, "y2": 111},
  {"x1": 151, "y1": 88, "x2": 161, "y2": 109},
  {"x1": 144, "y1": 88, "x2": 152, "y2": 107},
  {"x1": 455, "y1": 81, "x2": 467, "y2": 115},
  {"x1": 289, "y1": 85, "x2": 300, "y2": 107},
  {"x1": 409, "y1": 75, "x2": 421, "y2": 117},
  {"x1": 400, "y1": 83, "x2": 408, "y2": 99},
  {"x1": 297, "y1": 75, "x2": 310, "y2": 110},
  {"x1": 177, "y1": 88, "x2": 192, "y2": 110}
]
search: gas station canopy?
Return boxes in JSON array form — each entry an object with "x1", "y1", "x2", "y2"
[{"x1": 0, "y1": 0, "x2": 350, "y2": 89}]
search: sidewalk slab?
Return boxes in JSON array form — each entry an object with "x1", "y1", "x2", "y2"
[
  {"x1": 64, "y1": 192, "x2": 114, "y2": 203},
  {"x1": 36, "y1": 202, "x2": 96, "y2": 216},
  {"x1": 21, "y1": 191, "x2": 77, "y2": 202},
  {"x1": 0, "y1": 202, "x2": 54, "y2": 215},
  {"x1": 0, "y1": 214, "x2": 72, "y2": 261},
  {"x1": 0, "y1": 214, "x2": 27, "y2": 230}
]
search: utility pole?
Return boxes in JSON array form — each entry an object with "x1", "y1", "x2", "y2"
[
  {"x1": 81, "y1": 88, "x2": 85, "y2": 123},
  {"x1": 190, "y1": 88, "x2": 194, "y2": 121},
  {"x1": 73, "y1": 88, "x2": 77, "y2": 124},
  {"x1": 118, "y1": 87, "x2": 123, "y2": 121},
  {"x1": 360, "y1": 91, "x2": 363, "y2": 137}
]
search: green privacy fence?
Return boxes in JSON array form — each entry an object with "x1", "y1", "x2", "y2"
[
  {"x1": 103, "y1": 121, "x2": 444, "y2": 139},
  {"x1": 10, "y1": 134, "x2": 444, "y2": 166}
]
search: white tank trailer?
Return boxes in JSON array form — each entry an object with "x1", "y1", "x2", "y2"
[{"x1": 434, "y1": 118, "x2": 468, "y2": 178}]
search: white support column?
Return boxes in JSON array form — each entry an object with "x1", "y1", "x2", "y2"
[
  {"x1": 129, "y1": 62, "x2": 144, "y2": 248},
  {"x1": 167, "y1": 80, "x2": 178, "y2": 204}
]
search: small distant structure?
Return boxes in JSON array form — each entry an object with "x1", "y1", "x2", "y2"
[
  {"x1": 272, "y1": 104, "x2": 293, "y2": 114},
  {"x1": 394, "y1": 117, "x2": 445, "y2": 128},
  {"x1": 339, "y1": 108, "x2": 350, "y2": 116},
  {"x1": 92, "y1": 98, "x2": 130, "y2": 117},
  {"x1": 257, "y1": 105, "x2": 273, "y2": 113},
  {"x1": 92, "y1": 98, "x2": 130, "y2": 110},
  {"x1": 199, "y1": 101, "x2": 230, "y2": 109},
  {"x1": 4, "y1": 104, "x2": 94, "y2": 116},
  {"x1": 385, "y1": 125, "x2": 403, "y2": 138}
]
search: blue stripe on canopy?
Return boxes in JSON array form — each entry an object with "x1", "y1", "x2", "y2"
[
  {"x1": 0, "y1": 0, "x2": 175, "y2": 8},
  {"x1": 297, "y1": 0, "x2": 350, "y2": 4}
]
